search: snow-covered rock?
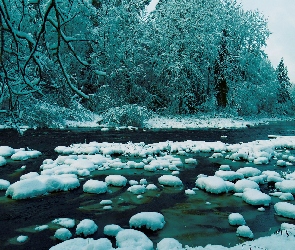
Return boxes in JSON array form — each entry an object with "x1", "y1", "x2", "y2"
[
  {"x1": 0, "y1": 146, "x2": 15, "y2": 157},
  {"x1": 116, "y1": 229, "x2": 153, "y2": 250},
  {"x1": 158, "y1": 175, "x2": 183, "y2": 187},
  {"x1": 105, "y1": 175, "x2": 127, "y2": 187},
  {"x1": 129, "y1": 212, "x2": 165, "y2": 231},
  {"x1": 6, "y1": 178, "x2": 47, "y2": 199},
  {"x1": 76, "y1": 219, "x2": 98, "y2": 236},
  {"x1": 228, "y1": 213, "x2": 246, "y2": 226},
  {"x1": 0, "y1": 179, "x2": 10, "y2": 190},
  {"x1": 83, "y1": 180, "x2": 108, "y2": 194},
  {"x1": 236, "y1": 225, "x2": 253, "y2": 239},
  {"x1": 54, "y1": 228, "x2": 72, "y2": 241},
  {"x1": 196, "y1": 176, "x2": 228, "y2": 194},
  {"x1": 52, "y1": 218, "x2": 75, "y2": 228},
  {"x1": 104, "y1": 224, "x2": 123, "y2": 237},
  {"x1": 157, "y1": 238, "x2": 182, "y2": 250},
  {"x1": 234, "y1": 179, "x2": 260, "y2": 193},
  {"x1": 242, "y1": 188, "x2": 271, "y2": 206},
  {"x1": 274, "y1": 202, "x2": 295, "y2": 219}
]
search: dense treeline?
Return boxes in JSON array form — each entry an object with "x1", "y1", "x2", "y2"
[{"x1": 0, "y1": 0, "x2": 293, "y2": 127}]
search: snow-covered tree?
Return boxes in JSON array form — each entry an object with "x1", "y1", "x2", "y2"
[
  {"x1": 0, "y1": 0, "x2": 104, "y2": 117},
  {"x1": 276, "y1": 58, "x2": 291, "y2": 103}
]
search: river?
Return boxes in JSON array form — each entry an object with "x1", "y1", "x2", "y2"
[{"x1": 0, "y1": 121, "x2": 295, "y2": 250}]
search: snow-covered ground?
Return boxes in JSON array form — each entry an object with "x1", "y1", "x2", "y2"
[
  {"x1": 1, "y1": 125, "x2": 295, "y2": 249},
  {"x1": 65, "y1": 114, "x2": 294, "y2": 130}
]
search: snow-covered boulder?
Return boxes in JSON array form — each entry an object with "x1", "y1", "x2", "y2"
[
  {"x1": 196, "y1": 176, "x2": 228, "y2": 194},
  {"x1": 158, "y1": 175, "x2": 183, "y2": 187},
  {"x1": 236, "y1": 225, "x2": 253, "y2": 239},
  {"x1": 104, "y1": 224, "x2": 123, "y2": 237},
  {"x1": 0, "y1": 156, "x2": 7, "y2": 166},
  {"x1": 157, "y1": 238, "x2": 182, "y2": 250},
  {"x1": 116, "y1": 229, "x2": 153, "y2": 250},
  {"x1": 214, "y1": 170, "x2": 243, "y2": 181},
  {"x1": 228, "y1": 213, "x2": 246, "y2": 226},
  {"x1": 83, "y1": 180, "x2": 108, "y2": 194},
  {"x1": 274, "y1": 202, "x2": 295, "y2": 219},
  {"x1": 129, "y1": 212, "x2": 165, "y2": 231},
  {"x1": 54, "y1": 228, "x2": 72, "y2": 241},
  {"x1": 242, "y1": 188, "x2": 271, "y2": 206},
  {"x1": 0, "y1": 179, "x2": 10, "y2": 190},
  {"x1": 236, "y1": 167, "x2": 261, "y2": 177},
  {"x1": 52, "y1": 218, "x2": 75, "y2": 228},
  {"x1": 76, "y1": 219, "x2": 98, "y2": 236},
  {"x1": 105, "y1": 175, "x2": 127, "y2": 187},
  {"x1": 6, "y1": 178, "x2": 47, "y2": 199},
  {"x1": 127, "y1": 185, "x2": 146, "y2": 195},
  {"x1": 234, "y1": 179, "x2": 260, "y2": 193},
  {"x1": 276, "y1": 180, "x2": 295, "y2": 194},
  {"x1": 50, "y1": 238, "x2": 113, "y2": 250},
  {"x1": 0, "y1": 146, "x2": 15, "y2": 157}
]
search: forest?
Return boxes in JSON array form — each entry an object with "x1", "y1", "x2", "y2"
[{"x1": 0, "y1": 0, "x2": 294, "y2": 128}]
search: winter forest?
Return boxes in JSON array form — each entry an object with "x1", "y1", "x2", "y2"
[{"x1": 0, "y1": 0, "x2": 294, "y2": 128}]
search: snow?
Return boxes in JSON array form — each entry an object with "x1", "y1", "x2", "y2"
[
  {"x1": 52, "y1": 218, "x2": 75, "y2": 228},
  {"x1": 158, "y1": 175, "x2": 183, "y2": 186},
  {"x1": 236, "y1": 225, "x2": 254, "y2": 239},
  {"x1": 196, "y1": 176, "x2": 228, "y2": 194},
  {"x1": 274, "y1": 202, "x2": 295, "y2": 219},
  {"x1": 5, "y1": 178, "x2": 47, "y2": 199},
  {"x1": 105, "y1": 175, "x2": 127, "y2": 187},
  {"x1": 17, "y1": 235, "x2": 28, "y2": 243},
  {"x1": 236, "y1": 167, "x2": 261, "y2": 177},
  {"x1": 103, "y1": 224, "x2": 123, "y2": 237},
  {"x1": 49, "y1": 238, "x2": 113, "y2": 250},
  {"x1": 0, "y1": 156, "x2": 7, "y2": 166},
  {"x1": 234, "y1": 179, "x2": 260, "y2": 193},
  {"x1": 275, "y1": 180, "x2": 295, "y2": 194},
  {"x1": 83, "y1": 179, "x2": 108, "y2": 194},
  {"x1": 129, "y1": 212, "x2": 165, "y2": 231},
  {"x1": 35, "y1": 225, "x2": 49, "y2": 231},
  {"x1": 116, "y1": 229, "x2": 153, "y2": 250},
  {"x1": 157, "y1": 238, "x2": 182, "y2": 250},
  {"x1": 76, "y1": 219, "x2": 98, "y2": 236},
  {"x1": 242, "y1": 188, "x2": 271, "y2": 206},
  {"x1": 54, "y1": 228, "x2": 72, "y2": 241},
  {"x1": 214, "y1": 170, "x2": 243, "y2": 181},
  {"x1": 228, "y1": 213, "x2": 246, "y2": 226},
  {"x1": 0, "y1": 179, "x2": 10, "y2": 190},
  {"x1": 127, "y1": 185, "x2": 146, "y2": 194},
  {"x1": 0, "y1": 146, "x2": 15, "y2": 157}
]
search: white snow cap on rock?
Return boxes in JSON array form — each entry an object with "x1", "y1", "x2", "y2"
[
  {"x1": 228, "y1": 213, "x2": 246, "y2": 226},
  {"x1": 157, "y1": 238, "x2": 182, "y2": 250},
  {"x1": 129, "y1": 212, "x2": 165, "y2": 231},
  {"x1": 83, "y1": 179, "x2": 108, "y2": 194},
  {"x1": 49, "y1": 238, "x2": 113, "y2": 250},
  {"x1": 54, "y1": 228, "x2": 72, "y2": 241},
  {"x1": 17, "y1": 235, "x2": 28, "y2": 243},
  {"x1": 0, "y1": 156, "x2": 7, "y2": 166},
  {"x1": 116, "y1": 229, "x2": 153, "y2": 250},
  {"x1": 105, "y1": 175, "x2": 127, "y2": 187},
  {"x1": 0, "y1": 146, "x2": 15, "y2": 157},
  {"x1": 196, "y1": 176, "x2": 228, "y2": 194},
  {"x1": 274, "y1": 202, "x2": 295, "y2": 219},
  {"x1": 236, "y1": 225, "x2": 254, "y2": 239},
  {"x1": 52, "y1": 218, "x2": 75, "y2": 228},
  {"x1": 234, "y1": 179, "x2": 260, "y2": 193},
  {"x1": 0, "y1": 179, "x2": 10, "y2": 190},
  {"x1": 158, "y1": 175, "x2": 183, "y2": 186},
  {"x1": 242, "y1": 188, "x2": 271, "y2": 206},
  {"x1": 104, "y1": 224, "x2": 123, "y2": 237},
  {"x1": 275, "y1": 180, "x2": 295, "y2": 194},
  {"x1": 6, "y1": 178, "x2": 47, "y2": 199},
  {"x1": 76, "y1": 219, "x2": 98, "y2": 236}
]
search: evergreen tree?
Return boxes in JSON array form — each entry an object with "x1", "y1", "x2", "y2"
[{"x1": 276, "y1": 58, "x2": 291, "y2": 103}]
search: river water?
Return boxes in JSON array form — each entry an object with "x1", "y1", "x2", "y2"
[{"x1": 0, "y1": 121, "x2": 295, "y2": 250}]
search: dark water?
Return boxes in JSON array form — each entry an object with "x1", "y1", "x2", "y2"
[{"x1": 0, "y1": 121, "x2": 295, "y2": 250}]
